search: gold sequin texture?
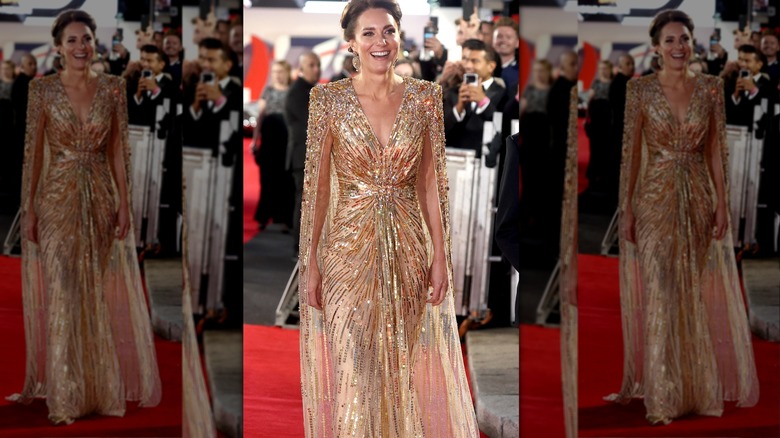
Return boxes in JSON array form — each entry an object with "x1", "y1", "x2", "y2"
[
  {"x1": 297, "y1": 77, "x2": 479, "y2": 437},
  {"x1": 607, "y1": 73, "x2": 760, "y2": 424},
  {"x1": 10, "y1": 74, "x2": 162, "y2": 424}
]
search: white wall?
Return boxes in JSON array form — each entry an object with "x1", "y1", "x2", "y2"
[{"x1": 519, "y1": 7, "x2": 578, "y2": 41}]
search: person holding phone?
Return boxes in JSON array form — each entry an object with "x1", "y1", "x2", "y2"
[
  {"x1": 128, "y1": 44, "x2": 172, "y2": 129},
  {"x1": 443, "y1": 38, "x2": 506, "y2": 157},
  {"x1": 182, "y1": 37, "x2": 241, "y2": 152},
  {"x1": 725, "y1": 44, "x2": 769, "y2": 128}
]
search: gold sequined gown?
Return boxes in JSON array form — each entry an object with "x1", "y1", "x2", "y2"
[
  {"x1": 297, "y1": 77, "x2": 479, "y2": 437},
  {"x1": 608, "y1": 73, "x2": 759, "y2": 424},
  {"x1": 9, "y1": 74, "x2": 162, "y2": 424}
]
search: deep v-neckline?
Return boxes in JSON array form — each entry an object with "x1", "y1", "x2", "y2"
[
  {"x1": 655, "y1": 73, "x2": 698, "y2": 126},
  {"x1": 58, "y1": 73, "x2": 100, "y2": 126},
  {"x1": 349, "y1": 77, "x2": 408, "y2": 149}
]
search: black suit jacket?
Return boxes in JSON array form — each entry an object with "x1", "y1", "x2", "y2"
[
  {"x1": 725, "y1": 75, "x2": 772, "y2": 130},
  {"x1": 285, "y1": 77, "x2": 317, "y2": 171},
  {"x1": 128, "y1": 74, "x2": 175, "y2": 130},
  {"x1": 182, "y1": 76, "x2": 243, "y2": 161},
  {"x1": 443, "y1": 79, "x2": 507, "y2": 157},
  {"x1": 608, "y1": 73, "x2": 630, "y2": 129},
  {"x1": 495, "y1": 133, "x2": 520, "y2": 325}
]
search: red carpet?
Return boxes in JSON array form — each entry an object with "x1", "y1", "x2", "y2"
[
  {"x1": 578, "y1": 117, "x2": 590, "y2": 194},
  {"x1": 520, "y1": 324, "x2": 565, "y2": 438},
  {"x1": 0, "y1": 256, "x2": 182, "y2": 437},
  {"x1": 578, "y1": 254, "x2": 780, "y2": 437},
  {"x1": 243, "y1": 138, "x2": 261, "y2": 243},
  {"x1": 244, "y1": 324, "x2": 489, "y2": 437}
]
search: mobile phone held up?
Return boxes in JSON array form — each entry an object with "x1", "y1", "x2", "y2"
[
  {"x1": 464, "y1": 73, "x2": 479, "y2": 86},
  {"x1": 201, "y1": 71, "x2": 215, "y2": 84}
]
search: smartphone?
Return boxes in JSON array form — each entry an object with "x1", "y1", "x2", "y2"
[
  {"x1": 714, "y1": 27, "x2": 721, "y2": 40},
  {"x1": 740, "y1": 69, "x2": 750, "y2": 78},
  {"x1": 424, "y1": 25, "x2": 436, "y2": 41},
  {"x1": 142, "y1": 69, "x2": 153, "y2": 79},
  {"x1": 201, "y1": 71, "x2": 215, "y2": 84},
  {"x1": 464, "y1": 73, "x2": 479, "y2": 85},
  {"x1": 462, "y1": 0, "x2": 477, "y2": 21},
  {"x1": 429, "y1": 16, "x2": 438, "y2": 32},
  {"x1": 199, "y1": 0, "x2": 211, "y2": 20}
]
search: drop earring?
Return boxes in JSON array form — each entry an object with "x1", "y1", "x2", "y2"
[{"x1": 352, "y1": 55, "x2": 360, "y2": 72}]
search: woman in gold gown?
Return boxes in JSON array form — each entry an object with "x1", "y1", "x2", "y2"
[
  {"x1": 8, "y1": 10, "x2": 162, "y2": 424},
  {"x1": 297, "y1": 0, "x2": 479, "y2": 436},
  {"x1": 608, "y1": 10, "x2": 759, "y2": 425}
]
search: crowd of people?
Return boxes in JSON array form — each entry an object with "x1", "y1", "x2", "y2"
[{"x1": 251, "y1": 11, "x2": 520, "y2": 326}]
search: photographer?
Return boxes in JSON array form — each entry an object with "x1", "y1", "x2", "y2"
[
  {"x1": 444, "y1": 39, "x2": 506, "y2": 157},
  {"x1": 726, "y1": 44, "x2": 770, "y2": 129},
  {"x1": 182, "y1": 37, "x2": 242, "y2": 156},
  {"x1": 129, "y1": 44, "x2": 173, "y2": 130}
]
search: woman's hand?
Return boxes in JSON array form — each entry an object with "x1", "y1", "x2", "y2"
[
  {"x1": 620, "y1": 208, "x2": 637, "y2": 244},
  {"x1": 713, "y1": 202, "x2": 728, "y2": 240},
  {"x1": 427, "y1": 256, "x2": 448, "y2": 306},
  {"x1": 116, "y1": 203, "x2": 130, "y2": 240},
  {"x1": 306, "y1": 262, "x2": 323, "y2": 310},
  {"x1": 22, "y1": 210, "x2": 38, "y2": 244}
]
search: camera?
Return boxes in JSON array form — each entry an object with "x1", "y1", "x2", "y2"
[
  {"x1": 141, "y1": 69, "x2": 153, "y2": 79},
  {"x1": 200, "y1": 71, "x2": 215, "y2": 84},
  {"x1": 464, "y1": 73, "x2": 479, "y2": 85},
  {"x1": 739, "y1": 69, "x2": 750, "y2": 78}
]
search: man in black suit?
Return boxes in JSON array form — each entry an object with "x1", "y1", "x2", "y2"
[
  {"x1": 286, "y1": 52, "x2": 321, "y2": 256},
  {"x1": 539, "y1": 49, "x2": 577, "y2": 261},
  {"x1": 605, "y1": 54, "x2": 634, "y2": 204},
  {"x1": 162, "y1": 31, "x2": 184, "y2": 86},
  {"x1": 129, "y1": 44, "x2": 173, "y2": 130},
  {"x1": 495, "y1": 133, "x2": 520, "y2": 326},
  {"x1": 444, "y1": 39, "x2": 506, "y2": 157},
  {"x1": 182, "y1": 37, "x2": 242, "y2": 158},
  {"x1": 726, "y1": 44, "x2": 771, "y2": 129},
  {"x1": 9, "y1": 54, "x2": 37, "y2": 208}
]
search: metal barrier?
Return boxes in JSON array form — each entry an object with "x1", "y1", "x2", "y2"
[
  {"x1": 182, "y1": 111, "x2": 239, "y2": 314},
  {"x1": 182, "y1": 147, "x2": 233, "y2": 314},
  {"x1": 129, "y1": 101, "x2": 170, "y2": 248}
]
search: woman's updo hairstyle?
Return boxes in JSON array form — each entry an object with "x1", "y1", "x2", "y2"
[
  {"x1": 340, "y1": 0, "x2": 403, "y2": 50},
  {"x1": 648, "y1": 9, "x2": 694, "y2": 46},
  {"x1": 51, "y1": 9, "x2": 97, "y2": 46}
]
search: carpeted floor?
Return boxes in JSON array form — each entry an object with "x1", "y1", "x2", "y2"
[
  {"x1": 520, "y1": 324, "x2": 565, "y2": 437},
  {"x1": 243, "y1": 138, "x2": 261, "y2": 244},
  {"x1": 0, "y1": 256, "x2": 182, "y2": 437},
  {"x1": 243, "y1": 324, "x2": 490, "y2": 437},
  {"x1": 578, "y1": 254, "x2": 780, "y2": 437}
]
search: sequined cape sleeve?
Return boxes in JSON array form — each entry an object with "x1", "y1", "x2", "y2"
[
  {"x1": 612, "y1": 77, "x2": 646, "y2": 401},
  {"x1": 108, "y1": 75, "x2": 163, "y2": 406},
  {"x1": 297, "y1": 83, "x2": 333, "y2": 433},
  {"x1": 17, "y1": 77, "x2": 47, "y2": 399},
  {"x1": 705, "y1": 75, "x2": 759, "y2": 406},
  {"x1": 559, "y1": 85, "x2": 578, "y2": 438}
]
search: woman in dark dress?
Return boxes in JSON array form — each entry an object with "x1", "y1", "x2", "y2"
[{"x1": 253, "y1": 60, "x2": 293, "y2": 229}]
